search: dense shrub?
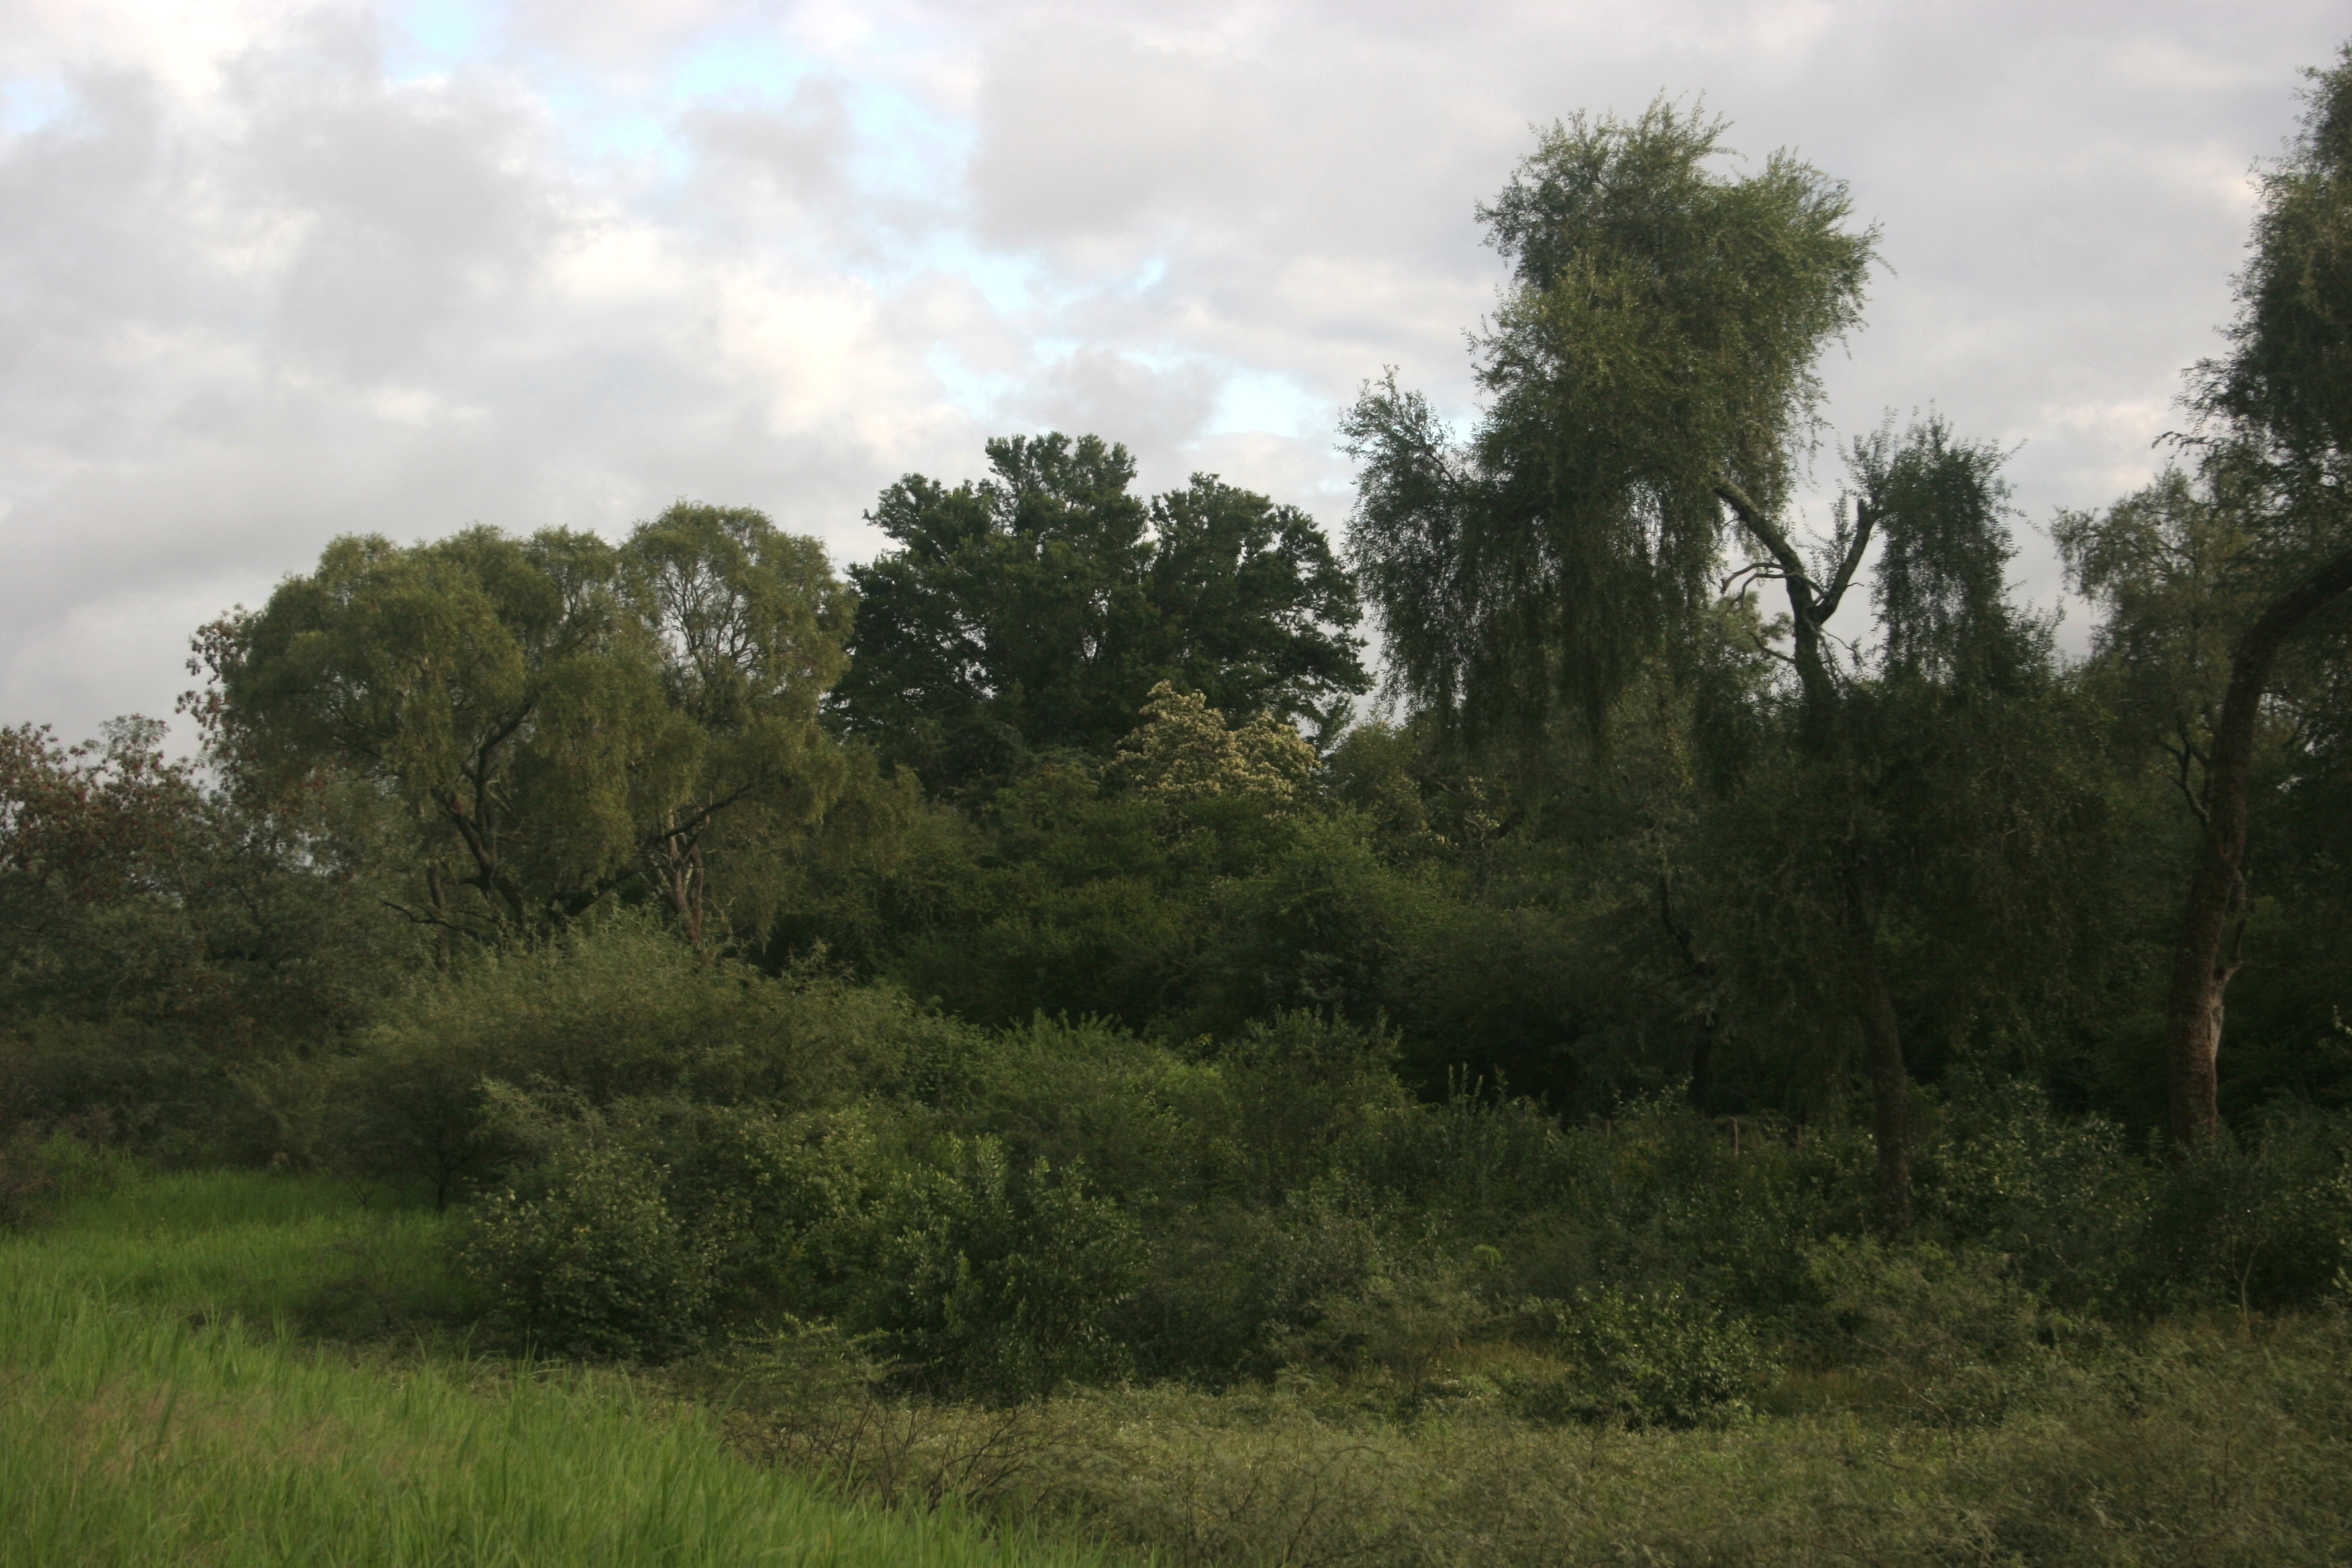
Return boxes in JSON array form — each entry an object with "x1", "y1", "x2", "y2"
[
  {"x1": 0, "y1": 1123, "x2": 128, "y2": 1228},
  {"x1": 462, "y1": 1139, "x2": 718, "y2": 1360},
  {"x1": 1794, "y1": 1238, "x2": 2066, "y2": 1426},
  {"x1": 1210, "y1": 1010, "x2": 1406, "y2": 1201},
  {"x1": 693, "y1": 1315, "x2": 2352, "y2": 1568},
  {"x1": 1503, "y1": 1285, "x2": 1778, "y2": 1428},
  {"x1": 1915, "y1": 1073, "x2": 2148, "y2": 1309},
  {"x1": 240, "y1": 908, "x2": 2352, "y2": 1449},
  {"x1": 2137, "y1": 1106, "x2": 2352, "y2": 1316},
  {"x1": 254, "y1": 916, "x2": 984, "y2": 1197},
  {"x1": 863, "y1": 1137, "x2": 1146, "y2": 1402},
  {"x1": 943, "y1": 1015, "x2": 1234, "y2": 1207}
]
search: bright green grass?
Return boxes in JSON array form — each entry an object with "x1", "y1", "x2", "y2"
[
  {"x1": 8, "y1": 1166, "x2": 465, "y2": 1325},
  {"x1": 0, "y1": 1168, "x2": 1140, "y2": 1568}
]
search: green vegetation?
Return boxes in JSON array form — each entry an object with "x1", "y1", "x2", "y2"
[
  {"x1": 0, "y1": 1159, "x2": 1131, "y2": 1567},
  {"x1": 6, "y1": 40, "x2": 2352, "y2": 1568}
]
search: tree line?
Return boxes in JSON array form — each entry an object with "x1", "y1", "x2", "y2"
[{"x1": 5, "y1": 51, "x2": 2351, "y2": 1249}]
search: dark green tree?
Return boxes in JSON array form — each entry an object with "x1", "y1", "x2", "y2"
[
  {"x1": 833, "y1": 434, "x2": 1367, "y2": 788},
  {"x1": 0, "y1": 716, "x2": 407, "y2": 1128},
  {"x1": 2058, "y1": 469, "x2": 2352, "y2": 1120},
  {"x1": 2147, "y1": 46, "x2": 2352, "y2": 1145},
  {"x1": 1344, "y1": 102, "x2": 2094, "y2": 1230},
  {"x1": 1344, "y1": 101, "x2": 1905, "y2": 1212}
]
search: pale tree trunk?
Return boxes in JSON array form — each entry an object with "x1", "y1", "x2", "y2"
[
  {"x1": 1857, "y1": 936, "x2": 1912, "y2": 1233},
  {"x1": 2166, "y1": 544, "x2": 2352, "y2": 1146},
  {"x1": 426, "y1": 864, "x2": 452, "y2": 974},
  {"x1": 654, "y1": 831, "x2": 713, "y2": 961}
]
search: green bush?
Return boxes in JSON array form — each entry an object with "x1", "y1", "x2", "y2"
[
  {"x1": 1210, "y1": 1010, "x2": 1404, "y2": 1202},
  {"x1": 1278, "y1": 1246, "x2": 1496, "y2": 1398},
  {"x1": 1, "y1": 1019, "x2": 248, "y2": 1163},
  {"x1": 2137, "y1": 1107, "x2": 2352, "y2": 1316},
  {"x1": 948, "y1": 1015, "x2": 1234, "y2": 1208},
  {"x1": 1796, "y1": 1238, "x2": 2066, "y2": 1425},
  {"x1": 1506, "y1": 1285, "x2": 1777, "y2": 1428},
  {"x1": 461, "y1": 1138, "x2": 718, "y2": 1360},
  {"x1": 252, "y1": 916, "x2": 985, "y2": 1196},
  {"x1": 636, "y1": 1101, "x2": 895, "y2": 1326},
  {"x1": 0, "y1": 1125, "x2": 129, "y2": 1228},
  {"x1": 1121, "y1": 1176, "x2": 1428, "y2": 1387},
  {"x1": 1917, "y1": 1073, "x2": 2148, "y2": 1310},
  {"x1": 863, "y1": 1137, "x2": 1145, "y2": 1402}
]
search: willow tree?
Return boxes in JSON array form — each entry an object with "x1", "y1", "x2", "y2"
[
  {"x1": 1344, "y1": 101, "x2": 2001, "y2": 1226},
  {"x1": 621, "y1": 505, "x2": 855, "y2": 949},
  {"x1": 2147, "y1": 47, "x2": 2352, "y2": 1146},
  {"x1": 197, "y1": 505, "x2": 851, "y2": 949}
]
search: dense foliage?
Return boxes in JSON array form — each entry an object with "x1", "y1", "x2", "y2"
[
  {"x1": 7, "y1": 45, "x2": 2352, "y2": 1568},
  {"x1": 834, "y1": 434, "x2": 1367, "y2": 793}
]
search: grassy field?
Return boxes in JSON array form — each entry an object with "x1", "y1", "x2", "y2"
[
  {"x1": 689, "y1": 1312, "x2": 2352, "y2": 1568},
  {"x1": 9, "y1": 1154, "x2": 2352, "y2": 1567},
  {"x1": 0, "y1": 1161, "x2": 1138, "y2": 1568}
]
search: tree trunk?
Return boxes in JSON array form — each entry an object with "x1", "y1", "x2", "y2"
[
  {"x1": 1857, "y1": 940, "x2": 1912, "y2": 1234},
  {"x1": 1720, "y1": 481, "x2": 1913, "y2": 1217},
  {"x1": 2165, "y1": 543, "x2": 2352, "y2": 1146},
  {"x1": 654, "y1": 831, "x2": 713, "y2": 961}
]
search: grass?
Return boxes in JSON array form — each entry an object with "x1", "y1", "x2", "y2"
[
  {"x1": 11, "y1": 1153, "x2": 2351, "y2": 1566},
  {"x1": 683, "y1": 1295, "x2": 2352, "y2": 1567},
  {"x1": 0, "y1": 1163, "x2": 1140, "y2": 1568}
]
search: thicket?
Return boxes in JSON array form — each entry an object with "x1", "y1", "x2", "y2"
[
  {"x1": 7, "y1": 42, "x2": 2352, "y2": 1567},
  {"x1": 66, "y1": 916, "x2": 2335, "y2": 1414}
]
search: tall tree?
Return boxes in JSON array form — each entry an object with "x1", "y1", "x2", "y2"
[
  {"x1": 621, "y1": 505, "x2": 854, "y2": 950},
  {"x1": 197, "y1": 505, "x2": 852, "y2": 947},
  {"x1": 1705, "y1": 420, "x2": 2066, "y2": 1229},
  {"x1": 1344, "y1": 102, "x2": 1945, "y2": 1227},
  {"x1": 1344, "y1": 103, "x2": 1873, "y2": 745},
  {"x1": 834, "y1": 434, "x2": 1367, "y2": 789},
  {"x1": 1345, "y1": 103, "x2": 2078, "y2": 1230},
  {"x1": 2155, "y1": 47, "x2": 2352, "y2": 1146}
]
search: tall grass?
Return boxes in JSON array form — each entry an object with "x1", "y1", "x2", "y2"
[
  {"x1": 0, "y1": 1169, "x2": 1137, "y2": 1568},
  {"x1": 8, "y1": 1166, "x2": 462, "y2": 1323},
  {"x1": 697, "y1": 1323, "x2": 2352, "y2": 1567}
]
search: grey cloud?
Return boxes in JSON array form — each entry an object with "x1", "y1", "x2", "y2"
[
  {"x1": 952, "y1": 0, "x2": 2346, "y2": 628},
  {"x1": 228, "y1": 36, "x2": 560, "y2": 377},
  {"x1": 495, "y1": 0, "x2": 758, "y2": 68},
  {"x1": 678, "y1": 78, "x2": 854, "y2": 207},
  {"x1": 4, "y1": 0, "x2": 2350, "y2": 742},
  {"x1": 0, "y1": 19, "x2": 977, "y2": 740},
  {"x1": 998, "y1": 347, "x2": 1221, "y2": 480}
]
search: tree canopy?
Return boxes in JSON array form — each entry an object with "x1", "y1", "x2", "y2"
[
  {"x1": 1343, "y1": 101, "x2": 1875, "y2": 740},
  {"x1": 197, "y1": 504, "x2": 852, "y2": 946},
  {"x1": 833, "y1": 434, "x2": 1367, "y2": 789}
]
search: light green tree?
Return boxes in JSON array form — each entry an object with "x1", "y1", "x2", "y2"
[
  {"x1": 1113, "y1": 682, "x2": 1319, "y2": 810},
  {"x1": 195, "y1": 504, "x2": 852, "y2": 949}
]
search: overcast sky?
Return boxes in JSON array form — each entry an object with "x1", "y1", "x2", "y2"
[{"x1": 1, "y1": 0, "x2": 2343, "y2": 742}]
